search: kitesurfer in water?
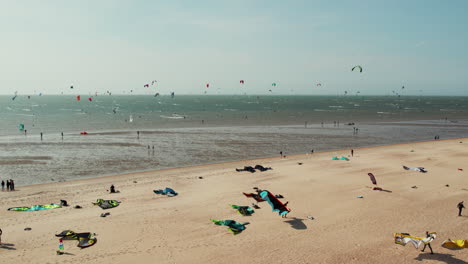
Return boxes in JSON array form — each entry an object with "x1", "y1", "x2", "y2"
[{"x1": 421, "y1": 231, "x2": 434, "y2": 254}]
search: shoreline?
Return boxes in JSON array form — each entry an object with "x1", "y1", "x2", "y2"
[{"x1": 16, "y1": 136, "x2": 467, "y2": 190}]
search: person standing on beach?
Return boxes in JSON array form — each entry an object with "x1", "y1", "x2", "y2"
[
  {"x1": 458, "y1": 201, "x2": 465, "y2": 216},
  {"x1": 280, "y1": 151, "x2": 283, "y2": 158},
  {"x1": 351, "y1": 149, "x2": 354, "y2": 157},
  {"x1": 6, "y1": 180, "x2": 10, "y2": 191},
  {"x1": 1, "y1": 180, "x2": 4, "y2": 191},
  {"x1": 421, "y1": 231, "x2": 434, "y2": 254},
  {"x1": 10, "y1": 180, "x2": 14, "y2": 191}
]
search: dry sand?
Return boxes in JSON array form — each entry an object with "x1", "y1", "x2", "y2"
[{"x1": 1, "y1": 138, "x2": 468, "y2": 264}]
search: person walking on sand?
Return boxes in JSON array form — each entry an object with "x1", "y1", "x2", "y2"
[
  {"x1": 280, "y1": 151, "x2": 283, "y2": 158},
  {"x1": 351, "y1": 149, "x2": 354, "y2": 157},
  {"x1": 1, "y1": 180, "x2": 4, "y2": 191},
  {"x1": 421, "y1": 231, "x2": 434, "y2": 254},
  {"x1": 458, "y1": 201, "x2": 465, "y2": 216}
]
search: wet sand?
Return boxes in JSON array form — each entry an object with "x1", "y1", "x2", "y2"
[{"x1": 1, "y1": 138, "x2": 468, "y2": 263}]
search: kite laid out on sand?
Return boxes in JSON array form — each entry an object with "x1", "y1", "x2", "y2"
[
  {"x1": 403, "y1": 165, "x2": 427, "y2": 173},
  {"x1": 332, "y1": 156, "x2": 349, "y2": 161},
  {"x1": 211, "y1": 219, "x2": 249, "y2": 235},
  {"x1": 259, "y1": 190, "x2": 290, "y2": 217},
  {"x1": 243, "y1": 192, "x2": 265, "y2": 202},
  {"x1": 442, "y1": 239, "x2": 468, "y2": 249},
  {"x1": 8, "y1": 204, "x2": 61, "y2": 211},
  {"x1": 56, "y1": 230, "x2": 97, "y2": 248},
  {"x1": 154, "y1": 187, "x2": 178, "y2": 197},
  {"x1": 394, "y1": 232, "x2": 436, "y2": 249},
  {"x1": 230, "y1": 205, "x2": 255, "y2": 216},
  {"x1": 92, "y1": 199, "x2": 120, "y2": 209}
]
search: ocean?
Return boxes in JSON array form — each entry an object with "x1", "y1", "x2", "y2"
[{"x1": 1, "y1": 95, "x2": 467, "y2": 186}]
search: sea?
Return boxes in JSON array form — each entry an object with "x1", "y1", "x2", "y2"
[{"x1": 1, "y1": 95, "x2": 467, "y2": 186}]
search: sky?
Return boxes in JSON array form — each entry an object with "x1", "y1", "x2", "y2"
[{"x1": 0, "y1": 0, "x2": 467, "y2": 96}]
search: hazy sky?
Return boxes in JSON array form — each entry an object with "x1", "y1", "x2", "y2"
[{"x1": 0, "y1": 0, "x2": 467, "y2": 95}]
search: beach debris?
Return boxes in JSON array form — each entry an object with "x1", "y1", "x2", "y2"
[
  {"x1": 24, "y1": 227, "x2": 32, "y2": 231},
  {"x1": 211, "y1": 219, "x2": 249, "y2": 235},
  {"x1": 307, "y1": 216, "x2": 315, "y2": 220},
  {"x1": 403, "y1": 165, "x2": 427, "y2": 173},
  {"x1": 458, "y1": 168, "x2": 463, "y2": 171},
  {"x1": 410, "y1": 150, "x2": 414, "y2": 152},
  {"x1": 133, "y1": 180, "x2": 138, "y2": 183},
  {"x1": 230, "y1": 205, "x2": 255, "y2": 216},
  {"x1": 8, "y1": 203, "x2": 61, "y2": 211},
  {"x1": 394, "y1": 232, "x2": 436, "y2": 249},
  {"x1": 74, "y1": 205, "x2": 82, "y2": 209},
  {"x1": 153, "y1": 187, "x2": 178, "y2": 197},
  {"x1": 259, "y1": 190, "x2": 290, "y2": 217},
  {"x1": 441, "y1": 239, "x2": 468, "y2": 249},
  {"x1": 445, "y1": 184, "x2": 450, "y2": 187},
  {"x1": 411, "y1": 186, "x2": 418, "y2": 189},
  {"x1": 56, "y1": 230, "x2": 97, "y2": 248},
  {"x1": 198, "y1": 176, "x2": 203, "y2": 179},
  {"x1": 297, "y1": 162, "x2": 303, "y2": 165},
  {"x1": 357, "y1": 196, "x2": 364, "y2": 198},
  {"x1": 92, "y1": 199, "x2": 120, "y2": 209},
  {"x1": 275, "y1": 194, "x2": 284, "y2": 199},
  {"x1": 352, "y1": 65, "x2": 363, "y2": 73},
  {"x1": 100, "y1": 212, "x2": 110, "y2": 217}
]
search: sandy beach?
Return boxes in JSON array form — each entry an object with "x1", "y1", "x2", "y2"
[{"x1": 1, "y1": 138, "x2": 468, "y2": 264}]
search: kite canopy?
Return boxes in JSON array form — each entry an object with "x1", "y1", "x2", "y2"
[
  {"x1": 8, "y1": 204, "x2": 61, "y2": 211},
  {"x1": 271, "y1": 83, "x2": 276, "y2": 87},
  {"x1": 76, "y1": 95, "x2": 81, "y2": 101},
  {"x1": 93, "y1": 199, "x2": 120, "y2": 209},
  {"x1": 19, "y1": 123, "x2": 25, "y2": 131},
  {"x1": 259, "y1": 190, "x2": 290, "y2": 216},
  {"x1": 154, "y1": 187, "x2": 178, "y2": 197},
  {"x1": 230, "y1": 205, "x2": 255, "y2": 216},
  {"x1": 352, "y1": 65, "x2": 363, "y2": 72},
  {"x1": 243, "y1": 192, "x2": 265, "y2": 202},
  {"x1": 442, "y1": 239, "x2": 468, "y2": 249},
  {"x1": 56, "y1": 230, "x2": 97, "y2": 248},
  {"x1": 211, "y1": 219, "x2": 249, "y2": 235},
  {"x1": 394, "y1": 233, "x2": 436, "y2": 249},
  {"x1": 240, "y1": 80, "x2": 244, "y2": 84}
]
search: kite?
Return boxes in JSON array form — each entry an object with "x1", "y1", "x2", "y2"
[
  {"x1": 240, "y1": 80, "x2": 244, "y2": 84},
  {"x1": 154, "y1": 93, "x2": 160, "y2": 97},
  {"x1": 144, "y1": 84, "x2": 149, "y2": 88},
  {"x1": 442, "y1": 239, "x2": 468, "y2": 249},
  {"x1": 402, "y1": 165, "x2": 427, "y2": 173},
  {"x1": 211, "y1": 219, "x2": 249, "y2": 235},
  {"x1": 259, "y1": 190, "x2": 290, "y2": 217},
  {"x1": 243, "y1": 192, "x2": 265, "y2": 202},
  {"x1": 316, "y1": 83, "x2": 322, "y2": 86},
  {"x1": 92, "y1": 199, "x2": 120, "y2": 209},
  {"x1": 8, "y1": 204, "x2": 61, "y2": 211},
  {"x1": 368, "y1": 173, "x2": 377, "y2": 185},
  {"x1": 70, "y1": 85, "x2": 73, "y2": 89},
  {"x1": 76, "y1": 95, "x2": 81, "y2": 101},
  {"x1": 230, "y1": 205, "x2": 255, "y2": 216},
  {"x1": 56, "y1": 230, "x2": 97, "y2": 248},
  {"x1": 351, "y1": 65, "x2": 363, "y2": 72},
  {"x1": 394, "y1": 233, "x2": 436, "y2": 249},
  {"x1": 19, "y1": 124, "x2": 25, "y2": 131},
  {"x1": 272, "y1": 83, "x2": 276, "y2": 87},
  {"x1": 171, "y1": 92, "x2": 175, "y2": 98},
  {"x1": 88, "y1": 97, "x2": 92, "y2": 102},
  {"x1": 206, "y1": 83, "x2": 209, "y2": 88},
  {"x1": 154, "y1": 187, "x2": 178, "y2": 197}
]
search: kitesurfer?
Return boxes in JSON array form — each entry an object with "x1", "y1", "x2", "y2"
[
  {"x1": 458, "y1": 201, "x2": 465, "y2": 216},
  {"x1": 421, "y1": 231, "x2": 434, "y2": 254}
]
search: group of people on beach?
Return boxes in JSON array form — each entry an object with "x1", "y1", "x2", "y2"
[{"x1": 1, "y1": 179, "x2": 15, "y2": 191}]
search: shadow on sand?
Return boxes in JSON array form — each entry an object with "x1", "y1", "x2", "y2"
[
  {"x1": 414, "y1": 252, "x2": 467, "y2": 264},
  {"x1": 0, "y1": 243, "x2": 16, "y2": 250},
  {"x1": 284, "y1": 217, "x2": 307, "y2": 230}
]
